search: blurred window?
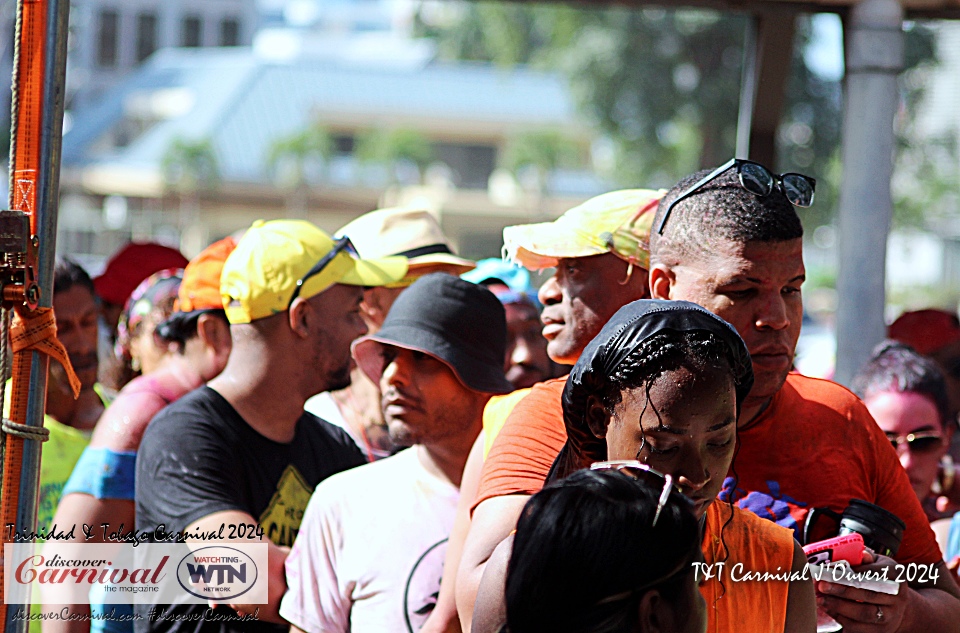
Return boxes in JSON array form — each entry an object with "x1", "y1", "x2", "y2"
[
  {"x1": 220, "y1": 18, "x2": 240, "y2": 46},
  {"x1": 332, "y1": 135, "x2": 355, "y2": 155},
  {"x1": 434, "y1": 143, "x2": 496, "y2": 190},
  {"x1": 182, "y1": 15, "x2": 202, "y2": 47},
  {"x1": 96, "y1": 10, "x2": 119, "y2": 68},
  {"x1": 136, "y1": 13, "x2": 158, "y2": 63}
]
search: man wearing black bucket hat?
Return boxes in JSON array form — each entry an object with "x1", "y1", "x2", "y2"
[{"x1": 280, "y1": 274, "x2": 512, "y2": 633}]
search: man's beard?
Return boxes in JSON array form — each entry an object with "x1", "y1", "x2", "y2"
[{"x1": 323, "y1": 360, "x2": 353, "y2": 393}]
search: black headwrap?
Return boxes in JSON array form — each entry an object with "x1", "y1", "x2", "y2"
[{"x1": 547, "y1": 299, "x2": 754, "y2": 482}]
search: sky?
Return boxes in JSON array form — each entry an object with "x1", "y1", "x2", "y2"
[{"x1": 805, "y1": 13, "x2": 845, "y2": 81}]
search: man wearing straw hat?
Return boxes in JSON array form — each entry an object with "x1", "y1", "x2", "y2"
[{"x1": 306, "y1": 207, "x2": 475, "y2": 461}]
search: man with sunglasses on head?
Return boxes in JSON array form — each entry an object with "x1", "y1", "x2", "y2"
[
  {"x1": 649, "y1": 159, "x2": 960, "y2": 632},
  {"x1": 134, "y1": 220, "x2": 407, "y2": 633}
]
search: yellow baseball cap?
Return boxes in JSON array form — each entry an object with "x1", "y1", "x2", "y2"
[
  {"x1": 221, "y1": 219, "x2": 408, "y2": 324},
  {"x1": 503, "y1": 189, "x2": 665, "y2": 271}
]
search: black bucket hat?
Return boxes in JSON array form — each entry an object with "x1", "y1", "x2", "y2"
[
  {"x1": 549, "y1": 299, "x2": 754, "y2": 480},
  {"x1": 353, "y1": 273, "x2": 513, "y2": 394}
]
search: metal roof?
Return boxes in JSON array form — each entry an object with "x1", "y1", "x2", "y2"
[{"x1": 62, "y1": 46, "x2": 579, "y2": 186}]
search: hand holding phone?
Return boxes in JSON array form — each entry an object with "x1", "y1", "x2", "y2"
[{"x1": 803, "y1": 533, "x2": 865, "y2": 566}]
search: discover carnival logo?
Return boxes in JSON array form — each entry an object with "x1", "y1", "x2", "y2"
[
  {"x1": 176, "y1": 546, "x2": 259, "y2": 601},
  {"x1": 4, "y1": 542, "x2": 268, "y2": 606}
]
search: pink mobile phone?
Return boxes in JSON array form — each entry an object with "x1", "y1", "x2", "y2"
[{"x1": 803, "y1": 533, "x2": 865, "y2": 566}]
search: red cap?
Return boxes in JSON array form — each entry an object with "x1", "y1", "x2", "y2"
[
  {"x1": 94, "y1": 242, "x2": 189, "y2": 305},
  {"x1": 888, "y1": 309, "x2": 960, "y2": 355}
]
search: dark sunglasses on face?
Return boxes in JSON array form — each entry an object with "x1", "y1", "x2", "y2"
[
  {"x1": 655, "y1": 158, "x2": 816, "y2": 235},
  {"x1": 287, "y1": 236, "x2": 358, "y2": 309},
  {"x1": 886, "y1": 431, "x2": 943, "y2": 453}
]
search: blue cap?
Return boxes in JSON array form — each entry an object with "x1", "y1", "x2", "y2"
[{"x1": 462, "y1": 258, "x2": 541, "y2": 309}]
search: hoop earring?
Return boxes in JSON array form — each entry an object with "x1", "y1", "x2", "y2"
[
  {"x1": 619, "y1": 257, "x2": 636, "y2": 285},
  {"x1": 634, "y1": 435, "x2": 646, "y2": 461}
]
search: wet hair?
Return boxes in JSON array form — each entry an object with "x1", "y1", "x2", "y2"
[
  {"x1": 53, "y1": 259, "x2": 95, "y2": 297},
  {"x1": 852, "y1": 340, "x2": 952, "y2": 431},
  {"x1": 597, "y1": 329, "x2": 747, "y2": 424},
  {"x1": 505, "y1": 468, "x2": 700, "y2": 633},
  {"x1": 554, "y1": 326, "x2": 751, "y2": 478},
  {"x1": 154, "y1": 309, "x2": 228, "y2": 353},
  {"x1": 650, "y1": 167, "x2": 804, "y2": 266}
]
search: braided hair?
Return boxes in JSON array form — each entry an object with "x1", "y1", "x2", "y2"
[
  {"x1": 553, "y1": 304, "x2": 752, "y2": 481},
  {"x1": 598, "y1": 329, "x2": 744, "y2": 423}
]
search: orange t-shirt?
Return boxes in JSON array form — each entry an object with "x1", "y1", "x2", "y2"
[
  {"x1": 478, "y1": 378, "x2": 797, "y2": 630},
  {"x1": 475, "y1": 377, "x2": 568, "y2": 509},
  {"x1": 477, "y1": 373, "x2": 941, "y2": 566},
  {"x1": 726, "y1": 373, "x2": 941, "y2": 565},
  {"x1": 701, "y1": 501, "x2": 794, "y2": 633}
]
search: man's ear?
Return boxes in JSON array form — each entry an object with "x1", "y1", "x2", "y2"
[
  {"x1": 360, "y1": 288, "x2": 388, "y2": 330},
  {"x1": 196, "y1": 314, "x2": 230, "y2": 350},
  {"x1": 586, "y1": 394, "x2": 611, "y2": 439},
  {"x1": 287, "y1": 298, "x2": 311, "y2": 338},
  {"x1": 649, "y1": 264, "x2": 676, "y2": 301}
]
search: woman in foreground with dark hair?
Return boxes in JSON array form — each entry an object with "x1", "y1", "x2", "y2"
[
  {"x1": 506, "y1": 468, "x2": 705, "y2": 633},
  {"x1": 475, "y1": 300, "x2": 815, "y2": 633}
]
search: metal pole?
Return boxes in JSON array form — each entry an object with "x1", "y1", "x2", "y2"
[
  {"x1": 736, "y1": 15, "x2": 759, "y2": 159},
  {"x1": 735, "y1": 11, "x2": 797, "y2": 168},
  {"x1": 834, "y1": 0, "x2": 904, "y2": 385},
  {"x1": 5, "y1": 0, "x2": 70, "y2": 627}
]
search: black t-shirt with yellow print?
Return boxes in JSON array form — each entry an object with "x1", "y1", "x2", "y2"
[{"x1": 135, "y1": 386, "x2": 364, "y2": 633}]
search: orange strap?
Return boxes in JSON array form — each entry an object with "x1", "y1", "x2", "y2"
[{"x1": 11, "y1": 307, "x2": 80, "y2": 398}]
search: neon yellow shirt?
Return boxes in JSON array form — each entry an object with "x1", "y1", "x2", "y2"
[{"x1": 481, "y1": 388, "x2": 533, "y2": 459}]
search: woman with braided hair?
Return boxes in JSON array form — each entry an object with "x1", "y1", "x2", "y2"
[{"x1": 473, "y1": 300, "x2": 816, "y2": 633}]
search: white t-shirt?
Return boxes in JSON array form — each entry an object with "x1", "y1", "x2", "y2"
[
  {"x1": 304, "y1": 392, "x2": 355, "y2": 439},
  {"x1": 280, "y1": 447, "x2": 459, "y2": 633}
]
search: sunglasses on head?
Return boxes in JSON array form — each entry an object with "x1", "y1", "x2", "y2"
[
  {"x1": 655, "y1": 158, "x2": 816, "y2": 235},
  {"x1": 591, "y1": 460, "x2": 686, "y2": 527},
  {"x1": 887, "y1": 431, "x2": 943, "y2": 453},
  {"x1": 287, "y1": 236, "x2": 358, "y2": 309}
]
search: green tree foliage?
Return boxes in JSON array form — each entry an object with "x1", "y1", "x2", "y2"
[
  {"x1": 891, "y1": 23, "x2": 957, "y2": 231},
  {"x1": 417, "y1": 2, "x2": 941, "y2": 230},
  {"x1": 355, "y1": 127, "x2": 435, "y2": 182},
  {"x1": 162, "y1": 136, "x2": 219, "y2": 194},
  {"x1": 267, "y1": 124, "x2": 334, "y2": 188},
  {"x1": 500, "y1": 128, "x2": 581, "y2": 196}
]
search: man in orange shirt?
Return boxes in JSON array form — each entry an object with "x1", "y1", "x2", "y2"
[
  {"x1": 647, "y1": 160, "x2": 960, "y2": 631},
  {"x1": 465, "y1": 160, "x2": 960, "y2": 633},
  {"x1": 450, "y1": 189, "x2": 662, "y2": 630}
]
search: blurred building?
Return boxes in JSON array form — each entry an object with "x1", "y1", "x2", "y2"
[
  {"x1": 66, "y1": 0, "x2": 259, "y2": 111},
  {"x1": 58, "y1": 40, "x2": 606, "y2": 262}
]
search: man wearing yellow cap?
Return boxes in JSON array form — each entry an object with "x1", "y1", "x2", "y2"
[
  {"x1": 134, "y1": 220, "x2": 407, "y2": 632},
  {"x1": 420, "y1": 189, "x2": 664, "y2": 632}
]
